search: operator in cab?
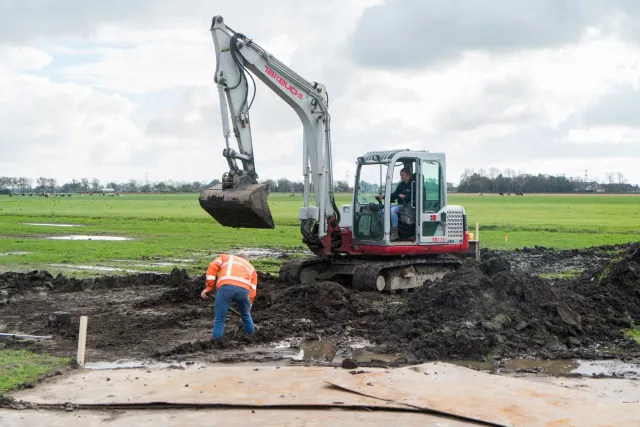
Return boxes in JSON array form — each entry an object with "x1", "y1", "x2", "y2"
[
  {"x1": 200, "y1": 254, "x2": 257, "y2": 340},
  {"x1": 375, "y1": 167, "x2": 413, "y2": 241}
]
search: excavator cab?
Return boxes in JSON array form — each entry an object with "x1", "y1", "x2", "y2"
[{"x1": 350, "y1": 149, "x2": 465, "y2": 247}]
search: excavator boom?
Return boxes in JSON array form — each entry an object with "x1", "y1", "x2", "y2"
[{"x1": 200, "y1": 15, "x2": 338, "y2": 238}]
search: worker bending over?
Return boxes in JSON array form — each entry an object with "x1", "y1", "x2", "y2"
[{"x1": 201, "y1": 254, "x2": 257, "y2": 340}]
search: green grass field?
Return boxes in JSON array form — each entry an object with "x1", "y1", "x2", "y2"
[
  {"x1": 0, "y1": 192, "x2": 639, "y2": 276},
  {"x1": 0, "y1": 349, "x2": 70, "y2": 393}
]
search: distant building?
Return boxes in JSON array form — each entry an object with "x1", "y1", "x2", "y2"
[{"x1": 101, "y1": 188, "x2": 115, "y2": 193}]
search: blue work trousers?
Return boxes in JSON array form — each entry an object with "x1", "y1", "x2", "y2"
[
  {"x1": 379, "y1": 204, "x2": 402, "y2": 227},
  {"x1": 212, "y1": 285, "x2": 255, "y2": 340}
]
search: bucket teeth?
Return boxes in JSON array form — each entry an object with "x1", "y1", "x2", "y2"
[{"x1": 199, "y1": 183, "x2": 275, "y2": 229}]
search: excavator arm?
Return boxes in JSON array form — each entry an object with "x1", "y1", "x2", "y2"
[{"x1": 199, "y1": 15, "x2": 340, "y2": 246}]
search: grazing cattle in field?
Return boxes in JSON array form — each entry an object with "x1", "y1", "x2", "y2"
[{"x1": 499, "y1": 192, "x2": 504, "y2": 196}]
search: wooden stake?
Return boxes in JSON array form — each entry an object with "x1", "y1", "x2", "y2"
[
  {"x1": 475, "y1": 222, "x2": 480, "y2": 261},
  {"x1": 77, "y1": 316, "x2": 88, "y2": 366}
]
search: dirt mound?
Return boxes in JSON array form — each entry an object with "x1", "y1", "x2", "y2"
[
  {"x1": 565, "y1": 244, "x2": 640, "y2": 341},
  {"x1": 369, "y1": 257, "x2": 587, "y2": 360},
  {"x1": 3, "y1": 244, "x2": 640, "y2": 362}
]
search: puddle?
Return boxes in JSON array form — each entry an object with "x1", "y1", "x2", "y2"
[
  {"x1": 47, "y1": 264, "x2": 148, "y2": 273},
  {"x1": 84, "y1": 359, "x2": 206, "y2": 370},
  {"x1": 45, "y1": 235, "x2": 132, "y2": 241},
  {"x1": 269, "y1": 338, "x2": 393, "y2": 363},
  {"x1": 268, "y1": 338, "x2": 640, "y2": 377},
  {"x1": 451, "y1": 358, "x2": 640, "y2": 379},
  {"x1": 572, "y1": 359, "x2": 640, "y2": 379},
  {"x1": 0, "y1": 252, "x2": 30, "y2": 257},
  {"x1": 231, "y1": 247, "x2": 310, "y2": 259},
  {"x1": 132, "y1": 262, "x2": 193, "y2": 268},
  {"x1": 23, "y1": 223, "x2": 81, "y2": 227}
]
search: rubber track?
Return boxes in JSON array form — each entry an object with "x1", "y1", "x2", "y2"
[
  {"x1": 279, "y1": 257, "x2": 329, "y2": 284},
  {"x1": 280, "y1": 256, "x2": 461, "y2": 290},
  {"x1": 351, "y1": 256, "x2": 462, "y2": 291}
]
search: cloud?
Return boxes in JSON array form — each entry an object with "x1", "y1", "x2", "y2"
[
  {"x1": 1, "y1": 0, "x2": 640, "y2": 188},
  {"x1": 349, "y1": 0, "x2": 640, "y2": 68}
]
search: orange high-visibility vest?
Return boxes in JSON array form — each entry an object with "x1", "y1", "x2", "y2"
[{"x1": 206, "y1": 254, "x2": 257, "y2": 303}]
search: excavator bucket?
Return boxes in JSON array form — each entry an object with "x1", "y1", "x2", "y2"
[{"x1": 199, "y1": 183, "x2": 275, "y2": 229}]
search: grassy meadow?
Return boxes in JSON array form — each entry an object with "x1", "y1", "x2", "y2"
[{"x1": 0, "y1": 192, "x2": 639, "y2": 276}]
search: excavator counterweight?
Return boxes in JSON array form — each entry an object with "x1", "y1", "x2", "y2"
[{"x1": 199, "y1": 182, "x2": 274, "y2": 229}]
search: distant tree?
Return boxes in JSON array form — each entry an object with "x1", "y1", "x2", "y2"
[
  {"x1": 91, "y1": 178, "x2": 101, "y2": 191},
  {"x1": 126, "y1": 179, "x2": 139, "y2": 192},
  {"x1": 334, "y1": 180, "x2": 350, "y2": 192},
  {"x1": 277, "y1": 178, "x2": 292, "y2": 193},
  {"x1": 47, "y1": 178, "x2": 57, "y2": 193},
  {"x1": 0, "y1": 177, "x2": 11, "y2": 191},
  {"x1": 617, "y1": 172, "x2": 627, "y2": 185}
]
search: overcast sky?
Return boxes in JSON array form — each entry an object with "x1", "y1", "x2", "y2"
[{"x1": 1, "y1": 0, "x2": 640, "y2": 186}]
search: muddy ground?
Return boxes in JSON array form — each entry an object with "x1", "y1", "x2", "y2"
[{"x1": 1, "y1": 242, "x2": 639, "y2": 365}]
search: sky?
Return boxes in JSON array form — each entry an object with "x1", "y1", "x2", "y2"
[{"x1": 1, "y1": 0, "x2": 640, "y2": 186}]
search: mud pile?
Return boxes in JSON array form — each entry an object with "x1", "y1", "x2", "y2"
[
  {"x1": 369, "y1": 245, "x2": 640, "y2": 360},
  {"x1": 370, "y1": 258, "x2": 583, "y2": 360},
  {"x1": 567, "y1": 244, "x2": 640, "y2": 340},
  {"x1": 2, "y1": 243, "x2": 640, "y2": 362}
]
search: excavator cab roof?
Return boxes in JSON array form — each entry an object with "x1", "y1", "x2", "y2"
[{"x1": 357, "y1": 149, "x2": 435, "y2": 165}]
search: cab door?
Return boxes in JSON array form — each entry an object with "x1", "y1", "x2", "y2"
[{"x1": 417, "y1": 153, "x2": 448, "y2": 244}]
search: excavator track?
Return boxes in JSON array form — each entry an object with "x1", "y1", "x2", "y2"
[
  {"x1": 279, "y1": 257, "x2": 330, "y2": 285},
  {"x1": 278, "y1": 255, "x2": 462, "y2": 291},
  {"x1": 351, "y1": 256, "x2": 462, "y2": 292}
]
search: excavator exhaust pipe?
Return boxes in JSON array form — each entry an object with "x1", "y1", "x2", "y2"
[{"x1": 199, "y1": 182, "x2": 275, "y2": 229}]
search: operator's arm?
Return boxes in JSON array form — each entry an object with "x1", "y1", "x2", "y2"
[{"x1": 389, "y1": 185, "x2": 400, "y2": 203}]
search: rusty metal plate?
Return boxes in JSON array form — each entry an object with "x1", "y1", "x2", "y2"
[
  {"x1": 326, "y1": 363, "x2": 640, "y2": 427},
  {"x1": 11, "y1": 365, "x2": 404, "y2": 409},
  {"x1": 0, "y1": 408, "x2": 478, "y2": 427}
]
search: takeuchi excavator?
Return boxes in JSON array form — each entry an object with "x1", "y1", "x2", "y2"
[{"x1": 199, "y1": 16, "x2": 478, "y2": 291}]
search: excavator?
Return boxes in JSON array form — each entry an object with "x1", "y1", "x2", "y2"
[{"x1": 199, "y1": 16, "x2": 478, "y2": 291}]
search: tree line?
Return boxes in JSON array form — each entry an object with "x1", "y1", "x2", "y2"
[
  {"x1": 0, "y1": 169, "x2": 638, "y2": 195},
  {"x1": 456, "y1": 168, "x2": 638, "y2": 193}
]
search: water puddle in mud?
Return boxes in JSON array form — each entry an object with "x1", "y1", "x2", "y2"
[
  {"x1": 47, "y1": 264, "x2": 149, "y2": 273},
  {"x1": 45, "y1": 235, "x2": 132, "y2": 241},
  {"x1": 451, "y1": 359, "x2": 640, "y2": 379},
  {"x1": 84, "y1": 359, "x2": 206, "y2": 370},
  {"x1": 266, "y1": 339, "x2": 640, "y2": 378},
  {"x1": 23, "y1": 223, "x2": 81, "y2": 227},
  {"x1": 0, "y1": 252, "x2": 30, "y2": 257},
  {"x1": 231, "y1": 247, "x2": 310, "y2": 259}
]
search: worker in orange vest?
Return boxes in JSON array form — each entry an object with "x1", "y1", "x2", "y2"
[{"x1": 201, "y1": 254, "x2": 257, "y2": 340}]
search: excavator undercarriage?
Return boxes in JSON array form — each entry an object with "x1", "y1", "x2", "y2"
[{"x1": 279, "y1": 253, "x2": 472, "y2": 292}]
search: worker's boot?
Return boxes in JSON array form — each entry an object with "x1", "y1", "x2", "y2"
[{"x1": 390, "y1": 226, "x2": 400, "y2": 241}]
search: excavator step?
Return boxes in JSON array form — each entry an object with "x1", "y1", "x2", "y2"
[{"x1": 199, "y1": 183, "x2": 275, "y2": 229}]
